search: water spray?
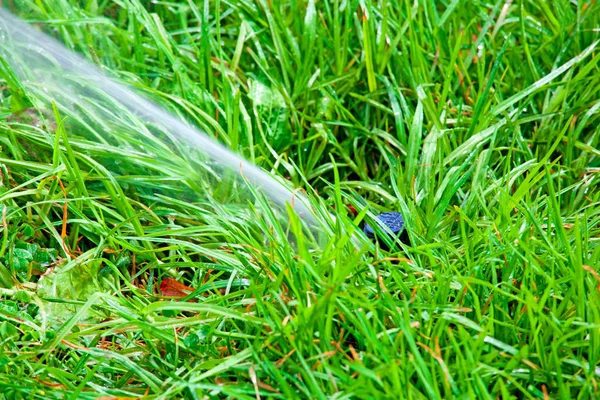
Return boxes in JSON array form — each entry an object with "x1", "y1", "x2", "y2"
[{"x1": 0, "y1": 8, "x2": 320, "y2": 232}]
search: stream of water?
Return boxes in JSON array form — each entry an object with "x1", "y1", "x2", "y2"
[{"x1": 0, "y1": 8, "x2": 317, "y2": 229}]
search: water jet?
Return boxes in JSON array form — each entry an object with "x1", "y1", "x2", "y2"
[{"x1": 0, "y1": 8, "x2": 321, "y2": 238}]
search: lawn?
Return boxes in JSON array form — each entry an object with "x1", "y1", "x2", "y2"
[{"x1": 1, "y1": 0, "x2": 600, "y2": 398}]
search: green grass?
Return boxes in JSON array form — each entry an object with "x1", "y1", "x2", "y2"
[{"x1": 1, "y1": 0, "x2": 600, "y2": 398}]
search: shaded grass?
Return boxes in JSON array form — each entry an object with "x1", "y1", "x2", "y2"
[{"x1": 1, "y1": 0, "x2": 600, "y2": 398}]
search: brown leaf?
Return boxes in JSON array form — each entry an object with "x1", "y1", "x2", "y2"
[{"x1": 160, "y1": 278, "x2": 195, "y2": 298}]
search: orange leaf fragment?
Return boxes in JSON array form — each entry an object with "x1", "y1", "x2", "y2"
[{"x1": 160, "y1": 278, "x2": 195, "y2": 298}]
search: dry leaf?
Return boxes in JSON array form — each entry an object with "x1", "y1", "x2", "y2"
[{"x1": 160, "y1": 278, "x2": 195, "y2": 298}]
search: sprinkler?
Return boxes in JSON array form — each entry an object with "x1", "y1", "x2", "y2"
[{"x1": 364, "y1": 212, "x2": 410, "y2": 248}]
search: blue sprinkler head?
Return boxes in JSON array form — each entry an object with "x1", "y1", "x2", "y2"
[{"x1": 363, "y1": 212, "x2": 410, "y2": 248}]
